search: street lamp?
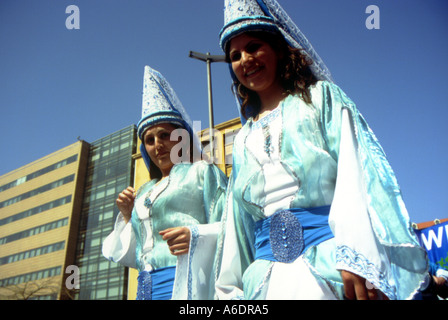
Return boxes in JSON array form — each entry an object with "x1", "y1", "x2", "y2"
[{"x1": 189, "y1": 51, "x2": 226, "y2": 163}]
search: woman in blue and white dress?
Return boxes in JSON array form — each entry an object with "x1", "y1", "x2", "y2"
[
  {"x1": 215, "y1": 0, "x2": 428, "y2": 300},
  {"x1": 102, "y1": 66, "x2": 227, "y2": 300}
]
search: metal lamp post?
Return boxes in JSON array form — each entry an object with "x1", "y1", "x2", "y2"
[{"x1": 189, "y1": 51, "x2": 226, "y2": 163}]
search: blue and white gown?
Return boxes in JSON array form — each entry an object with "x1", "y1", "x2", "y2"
[
  {"x1": 103, "y1": 161, "x2": 227, "y2": 300},
  {"x1": 215, "y1": 81, "x2": 428, "y2": 300}
]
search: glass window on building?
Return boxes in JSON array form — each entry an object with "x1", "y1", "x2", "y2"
[{"x1": 73, "y1": 125, "x2": 136, "y2": 300}]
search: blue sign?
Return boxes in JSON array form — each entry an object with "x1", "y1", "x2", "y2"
[{"x1": 415, "y1": 221, "x2": 448, "y2": 272}]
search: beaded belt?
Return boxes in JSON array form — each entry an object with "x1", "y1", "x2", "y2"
[
  {"x1": 254, "y1": 206, "x2": 334, "y2": 263},
  {"x1": 136, "y1": 265, "x2": 176, "y2": 300}
]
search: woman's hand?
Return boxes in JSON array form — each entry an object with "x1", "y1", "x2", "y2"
[
  {"x1": 116, "y1": 187, "x2": 135, "y2": 223},
  {"x1": 159, "y1": 227, "x2": 191, "y2": 256},
  {"x1": 341, "y1": 270, "x2": 387, "y2": 300}
]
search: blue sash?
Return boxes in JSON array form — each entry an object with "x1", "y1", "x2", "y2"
[
  {"x1": 254, "y1": 206, "x2": 334, "y2": 263},
  {"x1": 136, "y1": 265, "x2": 176, "y2": 300}
]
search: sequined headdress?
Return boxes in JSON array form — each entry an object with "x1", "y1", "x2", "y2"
[
  {"x1": 219, "y1": 0, "x2": 332, "y2": 82},
  {"x1": 220, "y1": 0, "x2": 333, "y2": 123},
  {"x1": 137, "y1": 66, "x2": 200, "y2": 173}
]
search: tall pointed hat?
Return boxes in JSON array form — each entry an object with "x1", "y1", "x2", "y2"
[
  {"x1": 219, "y1": 0, "x2": 332, "y2": 82},
  {"x1": 137, "y1": 66, "x2": 200, "y2": 174},
  {"x1": 220, "y1": 0, "x2": 333, "y2": 123}
]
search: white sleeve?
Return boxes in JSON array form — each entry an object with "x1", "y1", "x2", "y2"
[
  {"x1": 102, "y1": 213, "x2": 137, "y2": 269},
  {"x1": 214, "y1": 193, "x2": 245, "y2": 300},
  {"x1": 329, "y1": 108, "x2": 390, "y2": 288},
  {"x1": 172, "y1": 222, "x2": 222, "y2": 300}
]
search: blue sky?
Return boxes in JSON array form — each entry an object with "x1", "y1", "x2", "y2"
[{"x1": 0, "y1": 0, "x2": 447, "y2": 224}]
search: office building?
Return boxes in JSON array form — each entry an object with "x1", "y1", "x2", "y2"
[
  {"x1": 0, "y1": 124, "x2": 137, "y2": 300},
  {"x1": 73, "y1": 125, "x2": 137, "y2": 300},
  {"x1": 0, "y1": 141, "x2": 89, "y2": 300}
]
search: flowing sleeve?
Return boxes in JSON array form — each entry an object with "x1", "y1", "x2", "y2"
[
  {"x1": 172, "y1": 163, "x2": 228, "y2": 300},
  {"x1": 214, "y1": 178, "x2": 246, "y2": 300},
  {"x1": 316, "y1": 81, "x2": 428, "y2": 299},
  {"x1": 215, "y1": 144, "x2": 256, "y2": 300},
  {"x1": 102, "y1": 212, "x2": 137, "y2": 269}
]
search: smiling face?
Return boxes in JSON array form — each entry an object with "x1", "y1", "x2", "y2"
[
  {"x1": 143, "y1": 123, "x2": 180, "y2": 178},
  {"x1": 228, "y1": 33, "x2": 284, "y2": 104}
]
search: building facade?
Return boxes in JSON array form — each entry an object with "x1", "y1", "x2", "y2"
[
  {"x1": 0, "y1": 124, "x2": 137, "y2": 300},
  {"x1": 0, "y1": 141, "x2": 89, "y2": 300},
  {"x1": 73, "y1": 125, "x2": 136, "y2": 300}
]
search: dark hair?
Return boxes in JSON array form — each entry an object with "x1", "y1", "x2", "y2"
[{"x1": 226, "y1": 31, "x2": 318, "y2": 119}]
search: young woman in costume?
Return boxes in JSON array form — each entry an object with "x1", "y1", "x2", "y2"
[
  {"x1": 215, "y1": 0, "x2": 428, "y2": 300},
  {"x1": 103, "y1": 66, "x2": 227, "y2": 300}
]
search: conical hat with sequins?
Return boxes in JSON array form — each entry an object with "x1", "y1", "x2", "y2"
[
  {"x1": 137, "y1": 66, "x2": 195, "y2": 140},
  {"x1": 219, "y1": 0, "x2": 332, "y2": 82},
  {"x1": 137, "y1": 66, "x2": 201, "y2": 174}
]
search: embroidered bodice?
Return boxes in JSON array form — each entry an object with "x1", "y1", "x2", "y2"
[{"x1": 246, "y1": 107, "x2": 298, "y2": 217}]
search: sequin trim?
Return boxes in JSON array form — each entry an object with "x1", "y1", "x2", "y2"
[
  {"x1": 251, "y1": 107, "x2": 281, "y2": 130},
  {"x1": 252, "y1": 107, "x2": 281, "y2": 158},
  {"x1": 336, "y1": 245, "x2": 396, "y2": 299},
  {"x1": 269, "y1": 210, "x2": 304, "y2": 263},
  {"x1": 262, "y1": 125, "x2": 273, "y2": 157},
  {"x1": 187, "y1": 225, "x2": 199, "y2": 300},
  {"x1": 144, "y1": 195, "x2": 152, "y2": 208},
  {"x1": 136, "y1": 271, "x2": 152, "y2": 300}
]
